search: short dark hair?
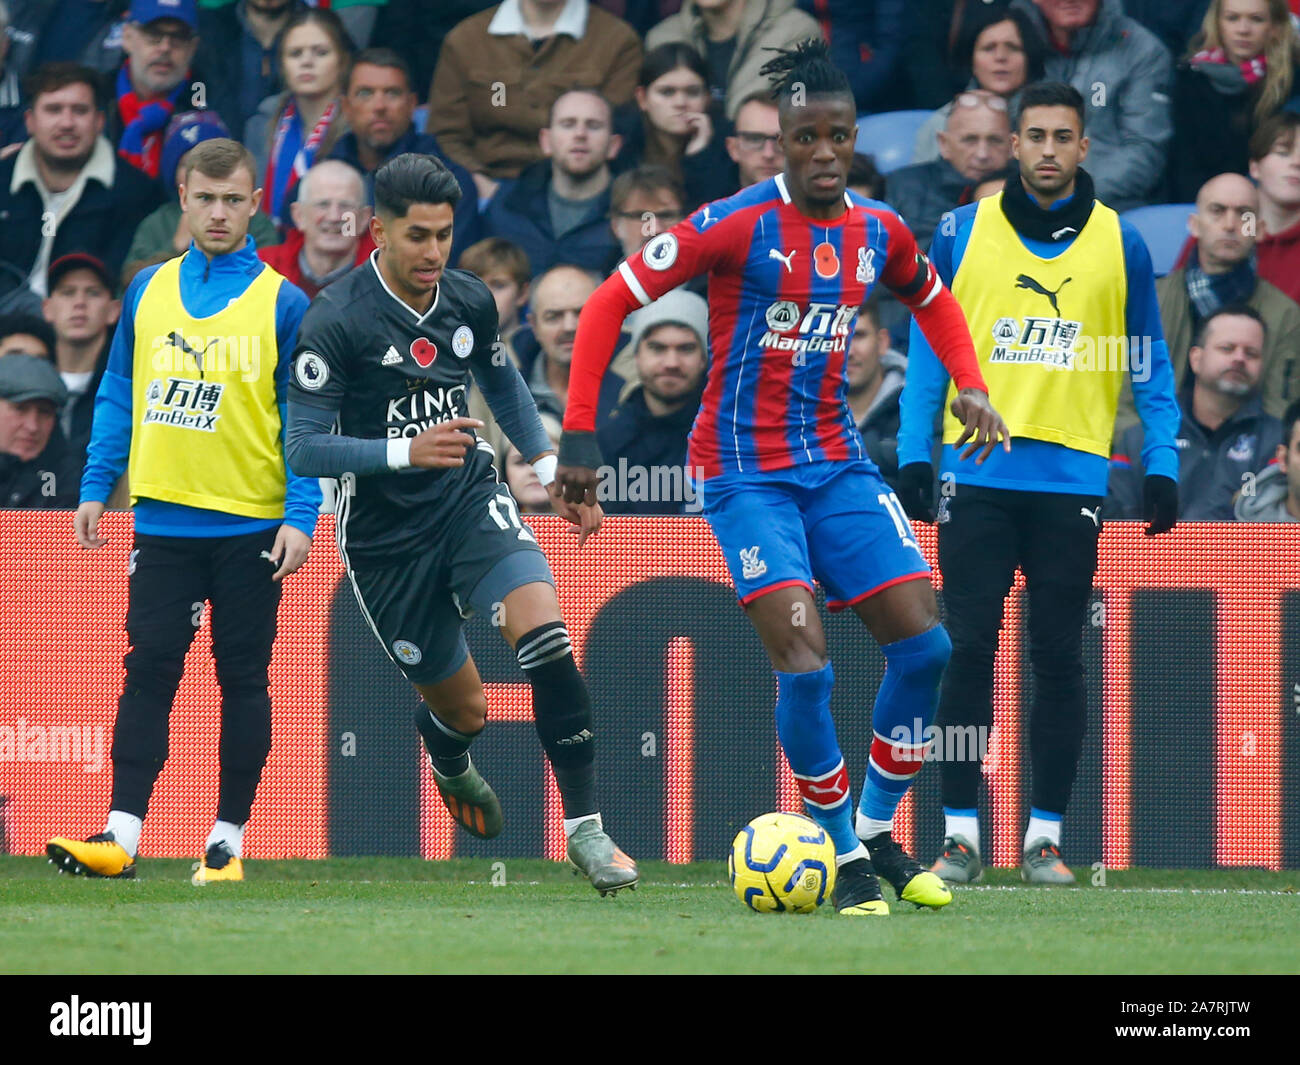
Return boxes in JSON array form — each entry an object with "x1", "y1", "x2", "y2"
[
  {"x1": 0, "y1": 312, "x2": 57, "y2": 358},
  {"x1": 759, "y1": 37, "x2": 854, "y2": 110},
  {"x1": 183, "y1": 138, "x2": 257, "y2": 187},
  {"x1": 23, "y1": 62, "x2": 105, "y2": 111},
  {"x1": 847, "y1": 152, "x2": 884, "y2": 199},
  {"x1": 858, "y1": 291, "x2": 883, "y2": 331},
  {"x1": 1283, "y1": 398, "x2": 1300, "y2": 451},
  {"x1": 1192, "y1": 303, "x2": 1268, "y2": 349},
  {"x1": 954, "y1": 6, "x2": 1046, "y2": 85},
  {"x1": 374, "y1": 152, "x2": 462, "y2": 218},
  {"x1": 348, "y1": 47, "x2": 412, "y2": 93},
  {"x1": 609, "y1": 164, "x2": 684, "y2": 214},
  {"x1": 1249, "y1": 111, "x2": 1300, "y2": 162},
  {"x1": 1013, "y1": 81, "x2": 1086, "y2": 133}
]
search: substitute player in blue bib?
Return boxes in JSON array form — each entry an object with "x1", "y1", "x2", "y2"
[{"x1": 558, "y1": 39, "x2": 1011, "y2": 915}]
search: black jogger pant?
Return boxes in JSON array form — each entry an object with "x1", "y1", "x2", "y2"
[
  {"x1": 935, "y1": 486, "x2": 1101, "y2": 815},
  {"x1": 110, "y1": 527, "x2": 283, "y2": 824}
]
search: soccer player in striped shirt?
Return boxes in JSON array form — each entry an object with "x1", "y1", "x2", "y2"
[{"x1": 557, "y1": 39, "x2": 1010, "y2": 915}]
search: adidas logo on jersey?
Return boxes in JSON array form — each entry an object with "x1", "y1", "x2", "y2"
[{"x1": 381, "y1": 346, "x2": 402, "y2": 366}]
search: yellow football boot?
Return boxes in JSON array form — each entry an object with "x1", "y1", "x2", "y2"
[
  {"x1": 866, "y1": 832, "x2": 953, "y2": 909},
  {"x1": 191, "y1": 843, "x2": 244, "y2": 885},
  {"x1": 47, "y1": 833, "x2": 136, "y2": 878}
]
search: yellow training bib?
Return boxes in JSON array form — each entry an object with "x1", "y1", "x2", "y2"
[
  {"x1": 128, "y1": 255, "x2": 287, "y2": 517},
  {"x1": 946, "y1": 193, "x2": 1128, "y2": 458}
]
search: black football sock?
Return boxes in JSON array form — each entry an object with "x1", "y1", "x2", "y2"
[
  {"x1": 516, "y1": 622, "x2": 597, "y2": 818},
  {"x1": 414, "y1": 703, "x2": 474, "y2": 777}
]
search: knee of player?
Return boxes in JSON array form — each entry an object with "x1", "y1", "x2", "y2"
[
  {"x1": 435, "y1": 695, "x2": 488, "y2": 736},
  {"x1": 888, "y1": 623, "x2": 952, "y2": 680},
  {"x1": 765, "y1": 631, "x2": 827, "y2": 674}
]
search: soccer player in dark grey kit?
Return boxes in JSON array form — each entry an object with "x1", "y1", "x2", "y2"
[{"x1": 286, "y1": 153, "x2": 637, "y2": 894}]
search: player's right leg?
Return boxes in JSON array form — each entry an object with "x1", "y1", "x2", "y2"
[
  {"x1": 702, "y1": 471, "x2": 887, "y2": 915},
  {"x1": 930, "y1": 486, "x2": 1020, "y2": 882},
  {"x1": 48, "y1": 534, "x2": 205, "y2": 878},
  {"x1": 340, "y1": 544, "x2": 503, "y2": 839}
]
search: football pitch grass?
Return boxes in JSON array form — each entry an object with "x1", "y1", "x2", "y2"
[{"x1": 3, "y1": 856, "x2": 1297, "y2": 975}]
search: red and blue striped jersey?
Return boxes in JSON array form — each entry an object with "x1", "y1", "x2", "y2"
[{"x1": 587, "y1": 175, "x2": 946, "y2": 480}]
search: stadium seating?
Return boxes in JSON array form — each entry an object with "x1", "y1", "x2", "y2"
[
  {"x1": 1120, "y1": 203, "x2": 1195, "y2": 277},
  {"x1": 854, "y1": 110, "x2": 934, "y2": 173}
]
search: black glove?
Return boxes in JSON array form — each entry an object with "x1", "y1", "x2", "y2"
[
  {"x1": 1142, "y1": 474, "x2": 1178, "y2": 536},
  {"x1": 897, "y1": 462, "x2": 937, "y2": 524}
]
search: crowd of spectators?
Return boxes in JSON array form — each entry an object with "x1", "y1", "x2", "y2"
[{"x1": 1, "y1": 0, "x2": 1299, "y2": 519}]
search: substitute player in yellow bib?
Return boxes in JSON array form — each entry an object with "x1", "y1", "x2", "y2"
[
  {"x1": 47, "y1": 139, "x2": 319, "y2": 883},
  {"x1": 897, "y1": 82, "x2": 1181, "y2": 884}
]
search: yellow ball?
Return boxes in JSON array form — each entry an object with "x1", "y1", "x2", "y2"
[{"x1": 728, "y1": 812, "x2": 837, "y2": 913}]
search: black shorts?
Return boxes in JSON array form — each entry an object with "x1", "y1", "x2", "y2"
[{"x1": 339, "y1": 474, "x2": 554, "y2": 684}]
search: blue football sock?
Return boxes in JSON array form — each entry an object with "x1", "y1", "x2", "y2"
[
  {"x1": 859, "y1": 625, "x2": 952, "y2": 825},
  {"x1": 775, "y1": 663, "x2": 858, "y2": 856}
]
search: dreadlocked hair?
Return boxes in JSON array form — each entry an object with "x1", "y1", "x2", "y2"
[{"x1": 757, "y1": 37, "x2": 853, "y2": 104}]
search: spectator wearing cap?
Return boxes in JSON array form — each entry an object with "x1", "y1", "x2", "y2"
[
  {"x1": 596, "y1": 287, "x2": 707, "y2": 515},
  {"x1": 885, "y1": 90, "x2": 1012, "y2": 251},
  {"x1": 196, "y1": 0, "x2": 306, "y2": 142},
  {"x1": 1011, "y1": 0, "x2": 1172, "y2": 211},
  {"x1": 0, "y1": 63, "x2": 161, "y2": 311},
  {"x1": 108, "y1": 0, "x2": 206, "y2": 178},
  {"x1": 0, "y1": 353, "x2": 79, "y2": 507},
  {"x1": 328, "y1": 48, "x2": 479, "y2": 263},
  {"x1": 243, "y1": 7, "x2": 351, "y2": 230},
  {"x1": 1108, "y1": 305, "x2": 1284, "y2": 521},
  {"x1": 257, "y1": 159, "x2": 373, "y2": 299},
  {"x1": 485, "y1": 89, "x2": 624, "y2": 277},
  {"x1": 122, "y1": 109, "x2": 280, "y2": 286},
  {"x1": 913, "y1": 5, "x2": 1045, "y2": 165},
  {"x1": 1117, "y1": 172, "x2": 1299, "y2": 433},
  {"x1": 429, "y1": 0, "x2": 643, "y2": 205},
  {"x1": 41, "y1": 252, "x2": 119, "y2": 468},
  {"x1": 0, "y1": 311, "x2": 55, "y2": 357},
  {"x1": 1236, "y1": 397, "x2": 1300, "y2": 522}
]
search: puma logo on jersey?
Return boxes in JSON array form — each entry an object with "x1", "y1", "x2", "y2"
[
  {"x1": 795, "y1": 761, "x2": 850, "y2": 808},
  {"x1": 768, "y1": 248, "x2": 796, "y2": 273},
  {"x1": 1081, "y1": 506, "x2": 1100, "y2": 527},
  {"x1": 381, "y1": 345, "x2": 402, "y2": 366}
]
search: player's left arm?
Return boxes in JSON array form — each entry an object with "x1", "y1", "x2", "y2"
[
  {"x1": 1120, "y1": 221, "x2": 1180, "y2": 534},
  {"x1": 271, "y1": 282, "x2": 319, "y2": 580},
  {"x1": 465, "y1": 288, "x2": 603, "y2": 544},
  {"x1": 881, "y1": 209, "x2": 1008, "y2": 464}
]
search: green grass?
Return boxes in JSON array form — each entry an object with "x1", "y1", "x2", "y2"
[{"x1": 3, "y1": 856, "x2": 1297, "y2": 974}]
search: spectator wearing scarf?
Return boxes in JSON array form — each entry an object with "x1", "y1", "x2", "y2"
[
  {"x1": 1168, "y1": 0, "x2": 1300, "y2": 201},
  {"x1": 244, "y1": 7, "x2": 351, "y2": 230},
  {"x1": 1115, "y1": 171, "x2": 1300, "y2": 431},
  {"x1": 110, "y1": 0, "x2": 202, "y2": 179}
]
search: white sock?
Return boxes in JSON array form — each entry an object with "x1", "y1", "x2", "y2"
[
  {"x1": 563, "y1": 812, "x2": 601, "y2": 838},
  {"x1": 104, "y1": 811, "x2": 142, "y2": 858},
  {"x1": 945, "y1": 812, "x2": 981, "y2": 853},
  {"x1": 1024, "y1": 813, "x2": 1062, "y2": 850},
  {"x1": 854, "y1": 811, "x2": 894, "y2": 841},
  {"x1": 835, "y1": 843, "x2": 869, "y2": 867},
  {"x1": 206, "y1": 820, "x2": 246, "y2": 858}
]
